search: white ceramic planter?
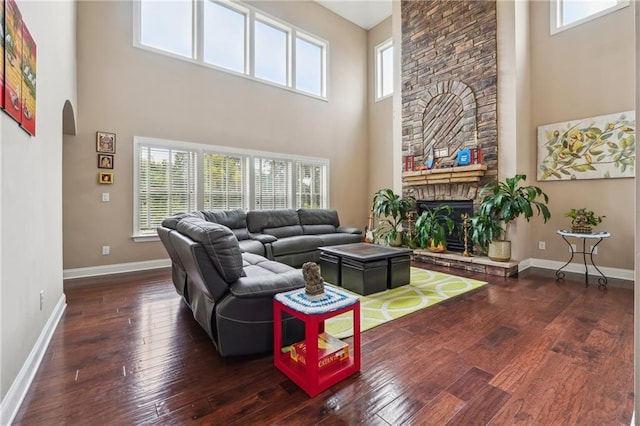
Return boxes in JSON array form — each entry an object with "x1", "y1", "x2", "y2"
[{"x1": 488, "y1": 240, "x2": 511, "y2": 262}]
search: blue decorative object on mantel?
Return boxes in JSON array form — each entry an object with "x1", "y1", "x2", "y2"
[{"x1": 457, "y1": 148, "x2": 471, "y2": 166}]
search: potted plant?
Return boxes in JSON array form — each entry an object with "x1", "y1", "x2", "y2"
[
  {"x1": 565, "y1": 208, "x2": 605, "y2": 233},
  {"x1": 414, "y1": 204, "x2": 456, "y2": 252},
  {"x1": 371, "y1": 188, "x2": 415, "y2": 246},
  {"x1": 473, "y1": 174, "x2": 551, "y2": 261},
  {"x1": 467, "y1": 212, "x2": 504, "y2": 255}
]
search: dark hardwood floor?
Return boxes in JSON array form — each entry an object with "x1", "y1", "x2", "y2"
[{"x1": 13, "y1": 263, "x2": 634, "y2": 425}]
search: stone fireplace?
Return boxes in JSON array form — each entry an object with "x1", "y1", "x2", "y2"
[
  {"x1": 399, "y1": 1, "x2": 517, "y2": 276},
  {"x1": 401, "y1": 0, "x2": 498, "y2": 208}
]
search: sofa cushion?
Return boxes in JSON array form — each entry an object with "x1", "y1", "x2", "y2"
[
  {"x1": 247, "y1": 209, "x2": 300, "y2": 233},
  {"x1": 298, "y1": 209, "x2": 340, "y2": 227},
  {"x1": 317, "y1": 232, "x2": 363, "y2": 246},
  {"x1": 176, "y1": 217, "x2": 243, "y2": 283},
  {"x1": 263, "y1": 225, "x2": 304, "y2": 238},
  {"x1": 201, "y1": 209, "x2": 250, "y2": 240},
  {"x1": 238, "y1": 239, "x2": 265, "y2": 256},
  {"x1": 302, "y1": 224, "x2": 336, "y2": 235},
  {"x1": 270, "y1": 235, "x2": 323, "y2": 256},
  {"x1": 161, "y1": 211, "x2": 205, "y2": 230},
  {"x1": 229, "y1": 270, "x2": 304, "y2": 298}
]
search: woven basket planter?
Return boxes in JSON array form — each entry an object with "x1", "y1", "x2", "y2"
[{"x1": 571, "y1": 224, "x2": 593, "y2": 234}]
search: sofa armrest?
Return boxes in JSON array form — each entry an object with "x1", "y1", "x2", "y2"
[
  {"x1": 229, "y1": 270, "x2": 304, "y2": 298},
  {"x1": 336, "y1": 226, "x2": 362, "y2": 235},
  {"x1": 249, "y1": 233, "x2": 278, "y2": 244}
]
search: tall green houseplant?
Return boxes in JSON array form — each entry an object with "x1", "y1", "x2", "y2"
[
  {"x1": 371, "y1": 188, "x2": 415, "y2": 246},
  {"x1": 474, "y1": 174, "x2": 551, "y2": 261}
]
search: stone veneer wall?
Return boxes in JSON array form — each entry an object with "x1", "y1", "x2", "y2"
[{"x1": 401, "y1": 0, "x2": 498, "y2": 205}]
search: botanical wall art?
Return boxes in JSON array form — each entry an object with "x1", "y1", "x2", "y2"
[
  {"x1": 537, "y1": 110, "x2": 635, "y2": 181},
  {"x1": 2, "y1": 0, "x2": 37, "y2": 135}
]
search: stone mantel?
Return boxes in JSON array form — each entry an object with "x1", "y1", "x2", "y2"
[{"x1": 402, "y1": 164, "x2": 488, "y2": 186}]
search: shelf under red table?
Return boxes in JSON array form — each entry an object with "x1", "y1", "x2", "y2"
[{"x1": 273, "y1": 286, "x2": 360, "y2": 397}]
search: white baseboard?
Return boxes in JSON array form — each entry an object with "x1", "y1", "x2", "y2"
[
  {"x1": 0, "y1": 294, "x2": 67, "y2": 425},
  {"x1": 63, "y1": 259, "x2": 171, "y2": 280},
  {"x1": 520, "y1": 258, "x2": 634, "y2": 282}
]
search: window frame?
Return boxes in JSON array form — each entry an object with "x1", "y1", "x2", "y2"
[
  {"x1": 294, "y1": 31, "x2": 327, "y2": 97},
  {"x1": 132, "y1": 136, "x2": 329, "y2": 241},
  {"x1": 374, "y1": 38, "x2": 393, "y2": 102},
  {"x1": 133, "y1": 0, "x2": 328, "y2": 100},
  {"x1": 550, "y1": 0, "x2": 629, "y2": 35},
  {"x1": 252, "y1": 13, "x2": 292, "y2": 87},
  {"x1": 201, "y1": 0, "x2": 249, "y2": 74}
]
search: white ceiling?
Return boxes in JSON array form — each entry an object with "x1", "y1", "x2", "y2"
[{"x1": 314, "y1": 0, "x2": 392, "y2": 30}]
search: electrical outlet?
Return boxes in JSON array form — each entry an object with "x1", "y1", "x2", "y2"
[
  {"x1": 538, "y1": 241, "x2": 546, "y2": 250},
  {"x1": 591, "y1": 245, "x2": 598, "y2": 255},
  {"x1": 102, "y1": 245, "x2": 110, "y2": 255},
  {"x1": 40, "y1": 290, "x2": 44, "y2": 311},
  {"x1": 570, "y1": 243, "x2": 577, "y2": 253},
  {"x1": 102, "y1": 192, "x2": 110, "y2": 202}
]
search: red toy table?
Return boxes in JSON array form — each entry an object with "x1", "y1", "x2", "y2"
[{"x1": 273, "y1": 286, "x2": 360, "y2": 397}]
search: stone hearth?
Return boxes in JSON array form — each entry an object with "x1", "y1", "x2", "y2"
[{"x1": 413, "y1": 249, "x2": 519, "y2": 278}]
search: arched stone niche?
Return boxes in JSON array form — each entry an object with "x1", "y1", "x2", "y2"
[{"x1": 409, "y1": 80, "x2": 477, "y2": 166}]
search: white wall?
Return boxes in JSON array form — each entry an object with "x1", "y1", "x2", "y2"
[{"x1": 0, "y1": 0, "x2": 76, "y2": 416}]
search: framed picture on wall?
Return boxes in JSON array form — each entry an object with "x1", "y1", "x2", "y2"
[
  {"x1": 537, "y1": 110, "x2": 635, "y2": 181},
  {"x1": 20, "y1": 22, "x2": 36, "y2": 136},
  {"x1": 1, "y1": 0, "x2": 5, "y2": 110},
  {"x1": 4, "y1": 0, "x2": 22, "y2": 123},
  {"x1": 96, "y1": 131, "x2": 116, "y2": 154},
  {"x1": 98, "y1": 154, "x2": 113, "y2": 169},
  {"x1": 98, "y1": 172, "x2": 113, "y2": 184}
]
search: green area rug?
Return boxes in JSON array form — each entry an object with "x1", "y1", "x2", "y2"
[{"x1": 324, "y1": 267, "x2": 487, "y2": 338}]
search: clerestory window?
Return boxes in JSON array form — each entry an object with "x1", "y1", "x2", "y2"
[
  {"x1": 375, "y1": 38, "x2": 393, "y2": 101},
  {"x1": 134, "y1": 0, "x2": 328, "y2": 99},
  {"x1": 550, "y1": 0, "x2": 629, "y2": 34}
]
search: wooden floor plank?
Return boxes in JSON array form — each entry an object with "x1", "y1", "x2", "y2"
[{"x1": 12, "y1": 263, "x2": 634, "y2": 425}]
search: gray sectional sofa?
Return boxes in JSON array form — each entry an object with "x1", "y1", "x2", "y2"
[
  {"x1": 246, "y1": 208, "x2": 362, "y2": 266},
  {"x1": 157, "y1": 208, "x2": 361, "y2": 357}
]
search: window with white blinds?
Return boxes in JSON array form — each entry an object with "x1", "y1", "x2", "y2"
[
  {"x1": 203, "y1": 152, "x2": 248, "y2": 210},
  {"x1": 254, "y1": 158, "x2": 291, "y2": 210},
  {"x1": 137, "y1": 145, "x2": 198, "y2": 235},
  {"x1": 296, "y1": 162, "x2": 324, "y2": 209},
  {"x1": 133, "y1": 137, "x2": 329, "y2": 239}
]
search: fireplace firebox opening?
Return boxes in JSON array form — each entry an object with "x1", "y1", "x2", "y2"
[{"x1": 416, "y1": 200, "x2": 474, "y2": 253}]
